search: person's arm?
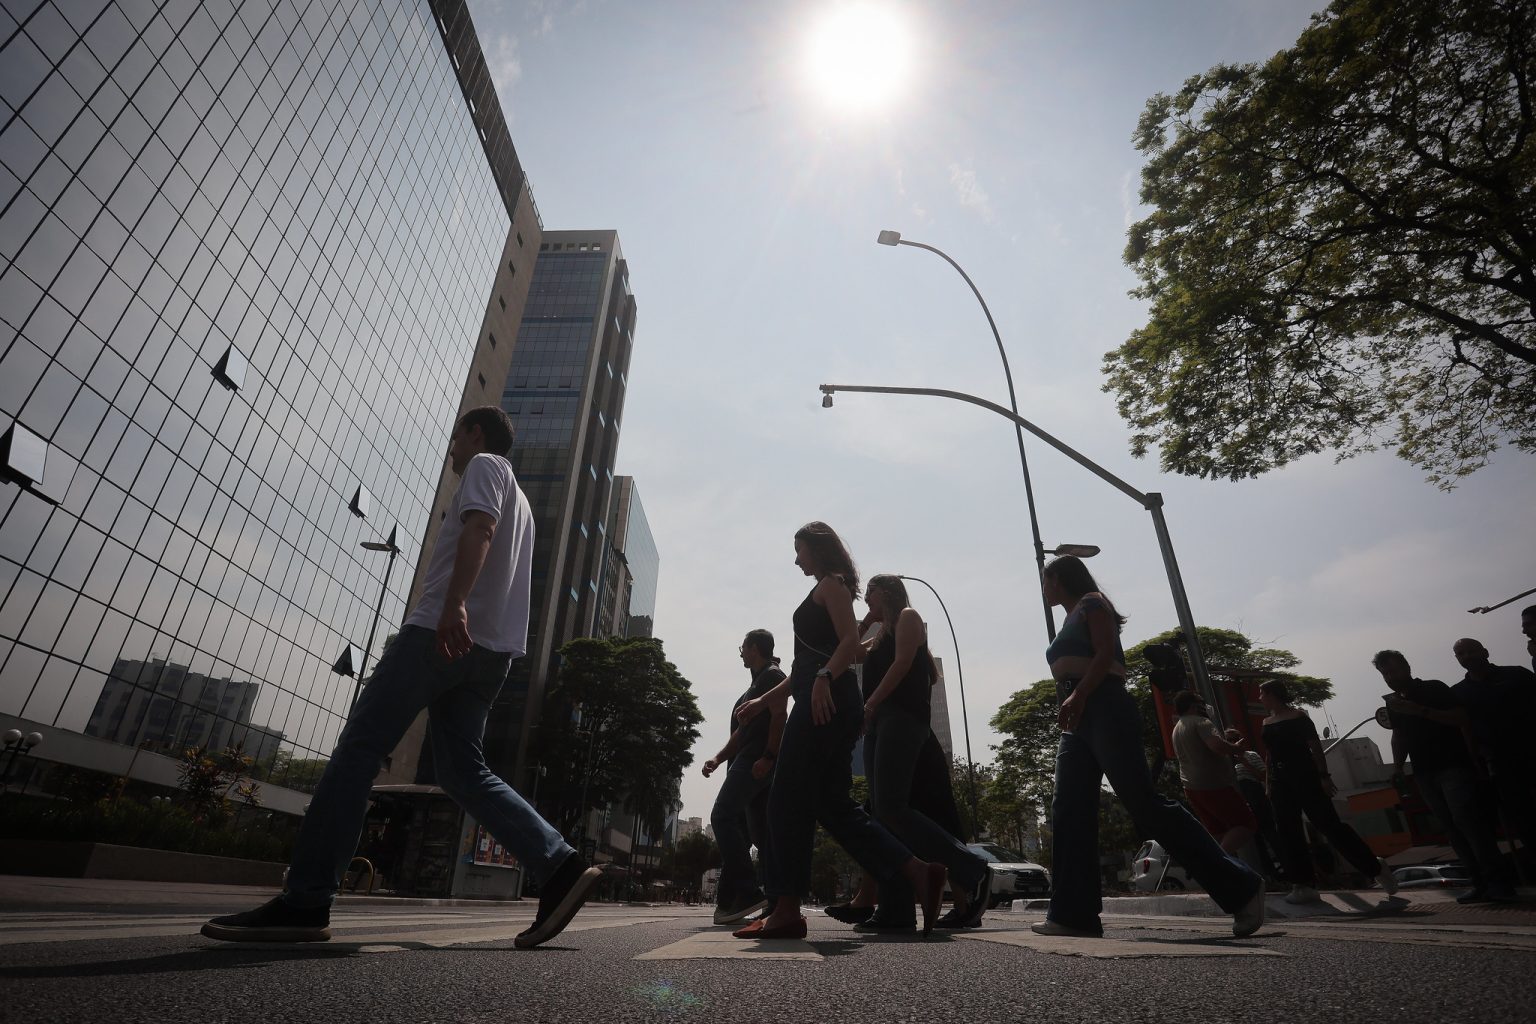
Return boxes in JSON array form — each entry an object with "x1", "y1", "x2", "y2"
[
  {"x1": 1303, "y1": 716, "x2": 1337, "y2": 794},
  {"x1": 753, "y1": 703, "x2": 789, "y2": 779},
  {"x1": 1390, "y1": 726, "x2": 1407, "y2": 776},
  {"x1": 737, "y1": 675, "x2": 791, "y2": 724},
  {"x1": 1057, "y1": 596, "x2": 1118, "y2": 731},
  {"x1": 810, "y1": 577, "x2": 861, "y2": 726},
  {"x1": 1384, "y1": 695, "x2": 1468, "y2": 728},
  {"x1": 437, "y1": 509, "x2": 496, "y2": 660},
  {"x1": 864, "y1": 608, "x2": 923, "y2": 714},
  {"x1": 703, "y1": 729, "x2": 745, "y2": 777},
  {"x1": 1201, "y1": 725, "x2": 1246, "y2": 757}
]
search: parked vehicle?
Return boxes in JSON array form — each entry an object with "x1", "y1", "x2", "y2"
[
  {"x1": 967, "y1": 842, "x2": 1051, "y2": 907},
  {"x1": 1131, "y1": 840, "x2": 1197, "y2": 892},
  {"x1": 1392, "y1": 863, "x2": 1473, "y2": 889}
]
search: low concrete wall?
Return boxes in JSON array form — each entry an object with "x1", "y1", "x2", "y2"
[{"x1": 0, "y1": 840, "x2": 285, "y2": 886}]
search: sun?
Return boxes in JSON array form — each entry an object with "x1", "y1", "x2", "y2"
[{"x1": 802, "y1": 2, "x2": 916, "y2": 115}]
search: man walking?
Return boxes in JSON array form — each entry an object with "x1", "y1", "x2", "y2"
[
  {"x1": 1522, "y1": 605, "x2": 1536, "y2": 673},
  {"x1": 1226, "y1": 727, "x2": 1282, "y2": 880},
  {"x1": 1452, "y1": 638, "x2": 1536, "y2": 877},
  {"x1": 701, "y1": 629, "x2": 785, "y2": 924},
  {"x1": 1375, "y1": 650, "x2": 1513, "y2": 903},
  {"x1": 202, "y1": 407, "x2": 599, "y2": 947},
  {"x1": 1171, "y1": 692, "x2": 1257, "y2": 855}
]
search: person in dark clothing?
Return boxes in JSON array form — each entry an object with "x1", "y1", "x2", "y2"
[
  {"x1": 854, "y1": 575, "x2": 988, "y2": 932},
  {"x1": 1452, "y1": 638, "x2": 1536, "y2": 873},
  {"x1": 1227, "y1": 727, "x2": 1283, "y2": 880},
  {"x1": 733, "y1": 523, "x2": 945, "y2": 939},
  {"x1": 1259, "y1": 680, "x2": 1396, "y2": 904},
  {"x1": 1374, "y1": 649, "x2": 1513, "y2": 903},
  {"x1": 702, "y1": 629, "x2": 786, "y2": 924},
  {"x1": 1035, "y1": 555, "x2": 1265, "y2": 939},
  {"x1": 1523, "y1": 606, "x2": 1536, "y2": 674}
]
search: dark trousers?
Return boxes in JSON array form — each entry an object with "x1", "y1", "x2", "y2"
[
  {"x1": 766, "y1": 665, "x2": 912, "y2": 899},
  {"x1": 711, "y1": 758, "x2": 775, "y2": 904},
  {"x1": 1237, "y1": 777, "x2": 1283, "y2": 877},
  {"x1": 1488, "y1": 753, "x2": 1536, "y2": 872},
  {"x1": 1270, "y1": 770, "x2": 1380, "y2": 884},
  {"x1": 1418, "y1": 764, "x2": 1508, "y2": 888},
  {"x1": 866, "y1": 705, "x2": 986, "y2": 889},
  {"x1": 1049, "y1": 680, "x2": 1259, "y2": 929}
]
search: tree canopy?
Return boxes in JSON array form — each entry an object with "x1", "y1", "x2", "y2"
[
  {"x1": 1110, "y1": 0, "x2": 1535, "y2": 487},
  {"x1": 532, "y1": 636, "x2": 703, "y2": 842}
]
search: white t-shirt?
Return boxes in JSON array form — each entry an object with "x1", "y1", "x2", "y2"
[{"x1": 404, "y1": 453, "x2": 534, "y2": 655}]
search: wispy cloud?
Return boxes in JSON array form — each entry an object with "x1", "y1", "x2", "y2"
[{"x1": 947, "y1": 162, "x2": 994, "y2": 221}]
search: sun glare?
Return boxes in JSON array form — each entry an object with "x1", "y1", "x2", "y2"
[{"x1": 802, "y1": 2, "x2": 916, "y2": 115}]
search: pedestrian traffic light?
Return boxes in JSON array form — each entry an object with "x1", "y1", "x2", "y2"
[{"x1": 1143, "y1": 643, "x2": 1188, "y2": 694}]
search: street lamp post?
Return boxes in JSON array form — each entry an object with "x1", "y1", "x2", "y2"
[
  {"x1": 894, "y1": 574, "x2": 979, "y2": 831},
  {"x1": 353, "y1": 525, "x2": 401, "y2": 712},
  {"x1": 877, "y1": 230, "x2": 1057, "y2": 641},
  {"x1": 821, "y1": 382, "x2": 1222, "y2": 724},
  {"x1": 2, "y1": 728, "x2": 42, "y2": 792}
]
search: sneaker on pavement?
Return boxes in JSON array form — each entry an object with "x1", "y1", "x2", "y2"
[
  {"x1": 853, "y1": 917, "x2": 916, "y2": 934},
  {"x1": 1457, "y1": 887, "x2": 1491, "y2": 905},
  {"x1": 959, "y1": 866, "x2": 992, "y2": 928},
  {"x1": 514, "y1": 853, "x2": 601, "y2": 949},
  {"x1": 713, "y1": 896, "x2": 770, "y2": 925},
  {"x1": 1284, "y1": 885, "x2": 1321, "y2": 904},
  {"x1": 1375, "y1": 865, "x2": 1400, "y2": 895},
  {"x1": 822, "y1": 902, "x2": 876, "y2": 925},
  {"x1": 1233, "y1": 878, "x2": 1267, "y2": 938},
  {"x1": 1029, "y1": 919, "x2": 1103, "y2": 938},
  {"x1": 201, "y1": 896, "x2": 330, "y2": 943},
  {"x1": 932, "y1": 906, "x2": 971, "y2": 930}
]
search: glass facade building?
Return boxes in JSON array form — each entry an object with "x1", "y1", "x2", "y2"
[
  {"x1": 478, "y1": 229, "x2": 637, "y2": 779},
  {"x1": 0, "y1": 0, "x2": 534, "y2": 810},
  {"x1": 598, "y1": 474, "x2": 657, "y2": 640}
]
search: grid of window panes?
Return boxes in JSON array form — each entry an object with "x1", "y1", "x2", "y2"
[
  {"x1": 0, "y1": 0, "x2": 508, "y2": 790},
  {"x1": 618, "y1": 480, "x2": 657, "y2": 636}
]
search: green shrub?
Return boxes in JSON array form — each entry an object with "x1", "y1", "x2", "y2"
[{"x1": 1, "y1": 795, "x2": 295, "y2": 862}]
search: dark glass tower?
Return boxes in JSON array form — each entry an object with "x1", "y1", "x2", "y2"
[{"x1": 0, "y1": 0, "x2": 537, "y2": 810}]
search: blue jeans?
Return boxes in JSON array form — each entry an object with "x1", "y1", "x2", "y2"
[
  {"x1": 284, "y1": 626, "x2": 573, "y2": 909},
  {"x1": 711, "y1": 757, "x2": 776, "y2": 905},
  {"x1": 1048, "y1": 680, "x2": 1259, "y2": 928},
  {"x1": 766, "y1": 663, "x2": 913, "y2": 898}
]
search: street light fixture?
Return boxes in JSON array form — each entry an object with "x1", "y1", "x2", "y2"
[
  {"x1": 895, "y1": 574, "x2": 979, "y2": 831},
  {"x1": 819, "y1": 381, "x2": 1223, "y2": 724},
  {"x1": 876, "y1": 229, "x2": 1057, "y2": 642},
  {"x1": 2, "y1": 728, "x2": 43, "y2": 792},
  {"x1": 1047, "y1": 544, "x2": 1100, "y2": 559},
  {"x1": 350, "y1": 525, "x2": 401, "y2": 712}
]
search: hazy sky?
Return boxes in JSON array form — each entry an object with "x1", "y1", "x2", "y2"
[{"x1": 466, "y1": 0, "x2": 1536, "y2": 825}]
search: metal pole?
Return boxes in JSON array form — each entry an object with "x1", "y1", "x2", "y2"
[
  {"x1": 1323, "y1": 716, "x2": 1378, "y2": 754},
  {"x1": 822, "y1": 382, "x2": 1219, "y2": 725},
  {"x1": 351, "y1": 546, "x2": 397, "y2": 712},
  {"x1": 1146, "y1": 497, "x2": 1219, "y2": 727},
  {"x1": 896, "y1": 240, "x2": 1055, "y2": 641},
  {"x1": 898, "y1": 574, "x2": 980, "y2": 835}
]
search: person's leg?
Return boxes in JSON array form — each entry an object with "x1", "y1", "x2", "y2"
[
  {"x1": 1296, "y1": 778, "x2": 1382, "y2": 879},
  {"x1": 1088, "y1": 685, "x2": 1259, "y2": 913},
  {"x1": 868, "y1": 706, "x2": 986, "y2": 891},
  {"x1": 745, "y1": 776, "x2": 777, "y2": 897},
  {"x1": 1434, "y1": 766, "x2": 1513, "y2": 891},
  {"x1": 764, "y1": 687, "x2": 818, "y2": 911},
  {"x1": 711, "y1": 762, "x2": 760, "y2": 906},
  {"x1": 1239, "y1": 779, "x2": 1283, "y2": 877},
  {"x1": 284, "y1": 629, "x2": 442, "y2": 909},
  {"x1": 913, "y1": 730, "x2": 968, "y2": 842},
  {"x1": 1269, "y1": 775, "x2": 1316, "y2": 885},
  {"x1": 1045, "y1": 728, "x2": 1104, "y2": 930},
  {"x1": 425, "y1": 648, "x2": 571, "y2": 887}
]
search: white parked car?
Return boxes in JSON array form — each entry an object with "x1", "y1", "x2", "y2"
[
  {"x1": 1392, "y1": 864, "x2": 1473, "y2": 889},
  {"x1": 967, "y1": 842, "x2": 1051, "y2": 907},
  {"x1": 1131, "y1": 840, "x2": 1198, "y2": 892}
]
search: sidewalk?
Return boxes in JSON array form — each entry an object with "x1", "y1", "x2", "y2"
[{"x1": 1013, "y1": 888, "x2": 1536, "y2": 928}]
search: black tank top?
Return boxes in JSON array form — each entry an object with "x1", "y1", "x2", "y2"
[
  {"x1": 792, "y1": 585, "x2": 840, "y2": 666},
  {"x1": 863, "y1": 628, "x2": 932, "y2": 719},
  {"x1": 1262, "y1": 714, "x2": 1321, "y2": 779}
]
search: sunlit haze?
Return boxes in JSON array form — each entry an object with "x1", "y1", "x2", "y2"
[{"x1": 801, "y1": 2, "x2": 917, "y2": 113}]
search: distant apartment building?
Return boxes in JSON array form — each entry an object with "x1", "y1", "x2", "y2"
[{"x1": 0, "y1": 0, "x2": 537, "y2": 811}]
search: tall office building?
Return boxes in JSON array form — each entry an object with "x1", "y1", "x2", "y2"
[
  {"x1": 476, "y1": 229, "x2": 637, "y2": 781},
  {"x1": 0, "y1": 0, "x2": 538, "y2": 811},
  {"x1": 598, "y1": 475, "x2": 657, "y2": 639}
]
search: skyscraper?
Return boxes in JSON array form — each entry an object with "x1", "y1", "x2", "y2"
[
  {"x1": 598, "y1": 475, "x2": 657, "y2": 639},
  {"x1": 0, "y1": 0, "x2": 538, "y2": 808}
]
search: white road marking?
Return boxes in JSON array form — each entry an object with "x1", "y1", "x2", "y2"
[
  {"x1": 958, "y1": 926, "x2": 1283, "y2": 958},
  {"x1": 635, "y1": 926, "x2": 821, "y2": 961}
]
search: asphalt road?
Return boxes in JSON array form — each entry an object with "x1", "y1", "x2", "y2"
[{"x1": 3, "y1": 883, "x2": 1534, "y2": 1024}]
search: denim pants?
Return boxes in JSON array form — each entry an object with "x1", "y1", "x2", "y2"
[
  {"x1": 1270, "y1": 768, "x2": 1381, "y2": 884},
  {"x1": 1417, "y1": 764, "x2": 1509, "y2": 888},
  {"x1": 1048, "y1": 680, "x2": 1259, "y2": 928},
  {"x1": 711, "y1": 756, "x2": 776, "y2": 904},
  {"x1": 766, "y1": 664, "x2": 913, "y2": 899},
  {"x1": 866, "y1": 705, "x2": 986, "y2": 890},
  {"x1": 284, "y1": 626, "x2": 573, "y2": 909}
]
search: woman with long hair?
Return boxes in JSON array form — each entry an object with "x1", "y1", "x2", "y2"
[
  {"x1": 1259, "y1": 680, "x2": 1397, "y2": 903},
  {"x1": 1036, "y1": 555, "x2": 1265, "y2": 939},
  {"x1": 734, "y1": 523, "x2": 946, "y2": 939},
  {"x1": 855, "y1": 573, "x2": 990, "y2": 930}
]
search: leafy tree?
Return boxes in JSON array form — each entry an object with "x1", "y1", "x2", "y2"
[
  {"x1": 668, "y1": 830, "x2": 720, "y2": 897},
  {"x1": 532, "y1": 636, "x2": 703, "y2": 841},
  {"x1": 1112, "y1": 0, "x2": 1536, "y2": 487},
  {"x1": 264, "y1": 749, "x2": 329, "y2": 793}
]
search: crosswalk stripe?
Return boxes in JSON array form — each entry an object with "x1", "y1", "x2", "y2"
[
  {"x1": 634, "y1": 926, "x2": 821, "y2": 961},
  {"x1": 223, "y1": 916, "x2": 671, "y2": 953},
  {"x1": 956, "y1": 926, "x2": 1284, "y2": 959}
]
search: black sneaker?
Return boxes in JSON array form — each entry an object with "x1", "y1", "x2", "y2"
[
  {"x1": 201, "y1": 896, "x2": 330, "y2": 943},
  {"x1": 852, "y1": 915, "x2": 916, "y2": 934},
  {"x1": 713, "y1": 894, "x2": 770, "y2": 925},
  {"x1": 1457, "y1": 887, "x2": 1491, "y2": 905},
  {"x1": 933, "y1": 906, "x2": 971, "y2": 929},
  {"x1": 960, "y1": 865, "x2": 992, "y2": 927},
  {"x1": 823, "y1": 902, "x2": 876, "y2": 925},
  {"x1": 515, "y1": 853, "x2": 601, "y2": 949}
]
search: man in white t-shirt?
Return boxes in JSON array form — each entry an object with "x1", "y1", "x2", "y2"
[{"x1": 203, "y1": 407, "x2": 598, "y2": 949}]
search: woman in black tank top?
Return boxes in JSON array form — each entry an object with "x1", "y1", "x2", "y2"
[{"x1": 733, "y1": 522, "x2": 946, "y2": 939}]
